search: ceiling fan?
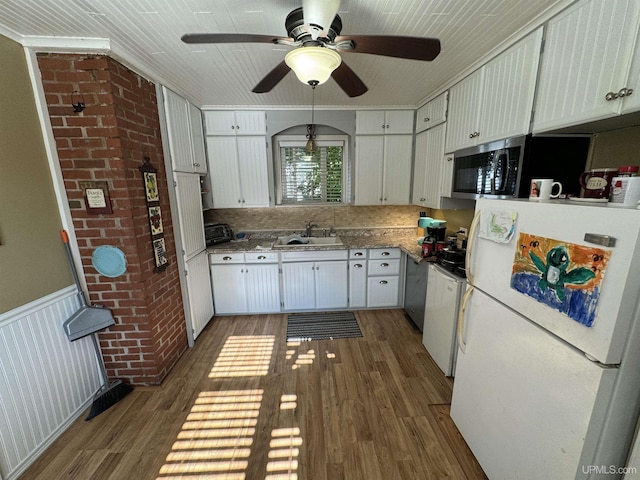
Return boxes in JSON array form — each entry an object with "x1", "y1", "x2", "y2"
[{"x1": 181, "y1": 0, "x2": 441, "y2": 98}]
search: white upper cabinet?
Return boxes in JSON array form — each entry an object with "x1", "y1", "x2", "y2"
[
  {"x1": 412, "y1": 123, "x2": 447, "y2": 209},
  {"x1": 173, "y1": 172, "x2": 206, "y2": 259},
  {"x1": 533, "y1": 0, "x2": 640, "y2": 132},
  {"x1": 204, "y1": 110, "x2": 266, "y2": 135},
  {"x1": 415, "y1": 92, "x2": 448, "y2": 133},
  {"x1": 354, "y1": 135, "x2": 412, "y2": 205},
  {"x1": 206, "y1": 135, "x2": 270, "y2": 208},
  {"x1": 445, "y1": 68, "x2": 485, "y2": 152},
  {"x1": 163, "y1": 87, "x2": 207, "y2": 174},
  {"x1": 188, "y1": 103, "x2": 207, "y2": 174},
  {"x1": 480, "y1": 27, "x2": 543, "y2": 141},
  {"x1": 356, "y1": 110, "x2": 414, "y2": 135},
  {"x1": 445, "y1": 27, "x2": 543, "y2": 152}
]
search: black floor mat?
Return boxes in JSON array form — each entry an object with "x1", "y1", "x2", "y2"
[{"x1": 286, "y1": 312, "x2": 363, "y2": 341}]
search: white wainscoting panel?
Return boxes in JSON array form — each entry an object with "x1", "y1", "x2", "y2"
[{"x1": 0, "y1": 287, "x2": 100, "y2": 480}]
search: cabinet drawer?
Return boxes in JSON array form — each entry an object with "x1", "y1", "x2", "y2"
[
  {"x1": 245, "y1": 252, "x2": 279, "y2": 263},
  {"x1": 210, "y1": 252, "x2": 245, "y2": 264},
  {"x1": 349, "y1": 249, "x2": 368, "y2": 259},
  {"x1": 367, "y1": 276, "x2": 400, "y2": 307},
  {"x1": 369, "y1": 248, "x2": 401, "y2": 260},
  {"x1": 368, "y1": 258, "x2": 400, "y2": 276}
]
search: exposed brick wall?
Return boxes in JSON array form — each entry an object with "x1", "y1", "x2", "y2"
[{"x1": 37, "y1": 53, "x2": 187, "y2": 385}]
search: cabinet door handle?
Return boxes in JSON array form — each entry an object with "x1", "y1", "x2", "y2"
[
  {"x1": 379, "y1": 280, "x2": 388, "y2": 285},
  {"x1": 223, "y1": 256, "x2": 232, "y2": 261},
  {"x1": 258, "y1": 255, "x2": 266, "y2": 260},
  {"x1": 605, "y1": 91, "x2": 618, "y2": 101},
  {"x1": 381, "y1": 263, "x2": 389, "y2": 267},
  {"x1": 447, "y1": 156, "x2": 453, "y2": 162},
  {"x1": 354, "y1": 252, "x2": 363, "y2": 257},
  {"x1": 381, "y1": 252, "x2": 390, "y2": 256},
  {"x1": 619, "y1": 87, "x2": 634, "y2": 98},
  {"x1": 231, "y1": 125, "x2": 236, "y2": 129},
  {"x1": 354, "y1": 263, "x2": 363, "y2": 268},
  {"x1": 424, "y1": 117, "x2": 430, "y2": 122}
]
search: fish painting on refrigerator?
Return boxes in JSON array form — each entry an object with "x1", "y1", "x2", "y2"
[{"x1": 510, "y1": 233, "x2": 611, "y2": 327}]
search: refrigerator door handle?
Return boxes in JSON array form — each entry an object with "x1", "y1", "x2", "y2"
[
  {"x1": 457, "y1": 285, "x2": 474, "y2": 354},
  {"x1": 465, "y1": 210, "x2": 481, "y2": 285}
]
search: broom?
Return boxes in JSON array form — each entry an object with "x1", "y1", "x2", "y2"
[
  {"x1": 85, "y1": 332, "x2": 133, "y2": 421},
  {"x1": 60, "y1": 230, "x2": 133, "y2": 420}
]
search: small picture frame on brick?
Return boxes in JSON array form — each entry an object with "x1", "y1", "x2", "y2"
[{"x1": 79, "y1": 180, "x2": 113, "y2": 214}]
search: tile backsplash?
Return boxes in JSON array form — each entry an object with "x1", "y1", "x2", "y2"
[{"x1": 205, "y1": 204, "x2": 474, "y2": 235}]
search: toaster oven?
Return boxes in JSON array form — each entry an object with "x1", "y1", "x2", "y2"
[{"x1": 205, "y1": 223, "x2": 233, "y2": 246}]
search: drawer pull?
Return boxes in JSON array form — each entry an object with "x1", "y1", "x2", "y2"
[
  {"x1": 354, "y1": 263, "x2": 363, "y2": 268},
  {"x1": 381, "y1": 263, "x2": 389, "y2": 267},
  {"x1": 379, "y1": 280, "x2": 388, "y2": 285},
  {"x1": 223, "y1": 256, "x2": 232, "y2": 261},
  {"x1": 354, "y1": 252, "x2": 363, "y2": 256},
  {"x1": 257, "y1": 255, "x2": 266, "y2": 260},
  {"x1": 381, "y1": 252, "x2": 390, "y2": 256}
]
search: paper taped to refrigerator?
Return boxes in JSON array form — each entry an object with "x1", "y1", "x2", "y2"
[
  {"x1": 510, "y1": 232, "x2": 611, "y2": 327},
  {"x1": 478, "y1": 209, "x2": 517, "y2": 243}
]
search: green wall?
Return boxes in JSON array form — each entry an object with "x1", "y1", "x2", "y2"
[{"x1": 0, "y1": 35, "x2": 71, "y2": 313}]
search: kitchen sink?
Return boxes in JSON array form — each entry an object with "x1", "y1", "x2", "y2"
[{"x1": 272, "y1": 235, "x2": 343, "y2": 248}]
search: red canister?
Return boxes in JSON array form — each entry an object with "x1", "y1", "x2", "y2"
[
  {"x1": 421, "y1": 238, "x2": 435, "y2": 257},
  {"x1": 435, "y1": 241, "x2": 447, "y2": 254}
]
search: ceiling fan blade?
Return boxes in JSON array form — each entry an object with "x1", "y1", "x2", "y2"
[
  {"x1": 335, "y1": 35, "x2": 441, "y2": 61},
  {"x1": 331, "y1": 61, "x2": 368, "y2": 97},
  {"x1": 252, "y1": 61, "x2": 291, "y2": 93},
  {"x1": 181, "y1": 33, "x2": 291, "y2": 44}
]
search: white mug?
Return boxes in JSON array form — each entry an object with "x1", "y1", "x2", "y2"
[{"x1": 529, "y1": 179, "x2": 562, "y2": 201}]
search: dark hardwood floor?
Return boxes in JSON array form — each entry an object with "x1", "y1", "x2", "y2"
[{"x1": 21, "y1": 309, "x2": 487, "y2": 480}]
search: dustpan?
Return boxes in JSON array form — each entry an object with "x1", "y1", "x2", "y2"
[
  {"x1": 60, "y1": 230, "x2": 115, "y2": 341},
  {"x1": 60, "y1": 230, "x2": 132, "y2": 420}
]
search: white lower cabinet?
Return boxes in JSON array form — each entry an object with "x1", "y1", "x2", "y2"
[
  {"x1": 210, "y1": 252, "x2": 280, "y2": 314},
  {"x1": 281, "y1": 250, "x2": 348, "y2": 311},
  {"x1": 367, "y1": 248, "x2": 402, "y2": 308},
  {"x1": 209, "y1": 247, "x2": 403, "y2": 313},
  {"x1": 349, "y1": 248, "x2": 368, "y2": 308},
  {"x1": 185, "y1": 251, "x2": 215, "y2": 339}
]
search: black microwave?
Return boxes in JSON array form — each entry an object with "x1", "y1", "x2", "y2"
[{"x1": 450, "y1": 134, "x2": 591, "y2": 200}]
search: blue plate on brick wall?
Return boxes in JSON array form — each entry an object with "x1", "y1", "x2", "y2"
[{"x1": 92, "y1": 245, "x2": 127, "y2": 278}]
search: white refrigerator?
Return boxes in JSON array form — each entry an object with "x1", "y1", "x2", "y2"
[{"x1": 451, "y1": 198, "x2": 640, "y2": 480}]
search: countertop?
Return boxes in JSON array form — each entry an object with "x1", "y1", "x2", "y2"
[{"x1": 206, "y1": 230, "x2": 427, "y2": 262}]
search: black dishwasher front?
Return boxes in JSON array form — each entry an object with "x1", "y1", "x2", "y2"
[{"x1": 404, "y1": 257, "x2": 427, "y2": 331}]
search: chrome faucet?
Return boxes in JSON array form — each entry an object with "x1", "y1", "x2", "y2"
[{"x1": 305, "y1": 220, "x2": 319, "y2": 237}]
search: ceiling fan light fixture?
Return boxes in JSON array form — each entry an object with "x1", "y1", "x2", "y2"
[{"x1": 284, "y1": 46, "x2": 341, "y2": 86}]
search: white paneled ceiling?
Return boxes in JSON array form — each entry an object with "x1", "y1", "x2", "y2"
[{"x1": 0, "y1": 0, "x2": 576, "y2": 108}]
